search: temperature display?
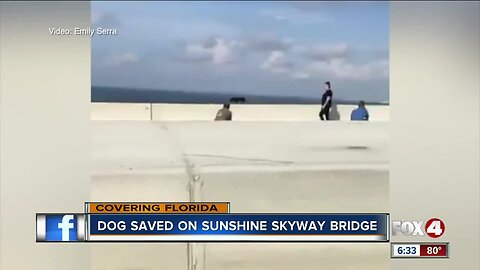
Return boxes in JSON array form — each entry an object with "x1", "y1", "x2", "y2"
[{"x1": 391, "y1": 243, "x2": 449, "y2": 258}]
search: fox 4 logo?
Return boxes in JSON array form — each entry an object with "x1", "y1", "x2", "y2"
[{"x1": 392, "y1": 218, "x2": 445, "y2": 238}]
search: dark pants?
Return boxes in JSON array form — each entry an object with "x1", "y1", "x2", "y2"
[{"x1": 319, "y1": 106, "x2": 331, "y2": 121}]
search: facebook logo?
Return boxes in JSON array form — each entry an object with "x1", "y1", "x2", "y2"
[{"x1": 36, "y1": 214, "x2": 85, "y2": 242}]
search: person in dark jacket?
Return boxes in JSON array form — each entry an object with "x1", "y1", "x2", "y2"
[{"x1": 319, "y1": 81, "x2": 333, "y2": 121}]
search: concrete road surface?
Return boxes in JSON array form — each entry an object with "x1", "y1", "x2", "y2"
[{"x1": 91, "y1": 121, "x2": 389, "y2": 270}]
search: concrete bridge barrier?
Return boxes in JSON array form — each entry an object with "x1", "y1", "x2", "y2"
[
  {"x1": 91, "y1": 103, "x2": 151, "y2": 121},
  {"x1": 91, "y1": 103, "x2": 390, "y2": 121}
]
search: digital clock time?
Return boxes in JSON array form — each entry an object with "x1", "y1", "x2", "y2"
[{"x1": 392, "y1": 244, "x2": 421, "y2": 257}]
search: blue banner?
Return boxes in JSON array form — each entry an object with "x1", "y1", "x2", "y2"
[{"x1": 87, "y1": 213, "x2": 388, "y2": 242}]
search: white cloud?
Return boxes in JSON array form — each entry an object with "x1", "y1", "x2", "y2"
[
  {"x1": 184, "y1": 38, "x2": 240, "y2": 65},
  {"x1": 261, "y1": 51, "x2": 293, "y2": 73},
  {"x1": 185, "y1": 44, "x2": 212, "y2": 61},
  {"x1": 372, "y1": 59, "x2": 389, "y2": 77},
  {"x1": 303, "y1": 42, "x2": 349, "y2": 61},
  {"x1": 308, "y1": 58, "x2": 388, "y2": 80},
  {"x1": 100, "y1": 52, "x2": 139, "y2": 67},
  {"x1": 273, "y1": 15, "x2": 289, "y2": 21},
  {"x1": 154, "y1": 18, "x2": 241, "y2": 41},
  {"x1": 185, "y1": 37, "x2": 387, "y2": 81},
  {"x1": 212, "y1": 39, "x2": 237, "y2": 65},
  {"x1": 292, "y1": 71, "x2": 311, "y2": 80},
  {"x1": 259, "y1": 8, "x2": 332, "y2": 25},
  {"x1": 290, "y1": 42, "x2": 388, "y2": 80},
  {"x1": 261, "y1": 51, "x2": 315, "y2": 80},
  {"x1": 247, "y1": 34, "x2": 292, "y2": 52}
]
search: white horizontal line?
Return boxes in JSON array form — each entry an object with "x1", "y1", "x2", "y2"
[
  {"x1": 92, "y1": 163, "x2": 389, "y2": 176},
  {"x1": 88, "y1": 235, "x2": 386, "y2": 241}
]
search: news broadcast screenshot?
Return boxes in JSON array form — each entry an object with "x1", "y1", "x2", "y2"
[{"x1": 0, "y1": 1, "x2": 478, "y2": 270}]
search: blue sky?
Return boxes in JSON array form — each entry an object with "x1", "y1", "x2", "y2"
[{"x1": 92, "y1": 1, "x2": 389, "y2": 102}]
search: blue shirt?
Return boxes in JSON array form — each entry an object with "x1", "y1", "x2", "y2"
[{"x1": 351, "y1": 107, "x2": 369, "y2": 121}]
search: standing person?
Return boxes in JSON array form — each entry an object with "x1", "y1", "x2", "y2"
[
  {"x1": 350, "y1": 100, "x2": 369, "y2": 121},
  {"x1": 214, "y1": 103, "x2": 232, "y2": 121},
  {"x1": 319, "y1": 81, "x2": 333, "y2": 121}
]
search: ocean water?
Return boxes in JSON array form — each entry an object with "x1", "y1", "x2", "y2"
[{"x1": 92, "y1": 86, "x2": 388, "y2": 105}]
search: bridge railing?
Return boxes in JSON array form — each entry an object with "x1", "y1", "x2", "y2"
[{"x1": 91, "y1": 103, "x2": 390, "y2": 121}]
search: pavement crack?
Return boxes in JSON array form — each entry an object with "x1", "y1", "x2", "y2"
[{"x1": 188, "y1": 153, "x2": 295, "y2": 165}]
